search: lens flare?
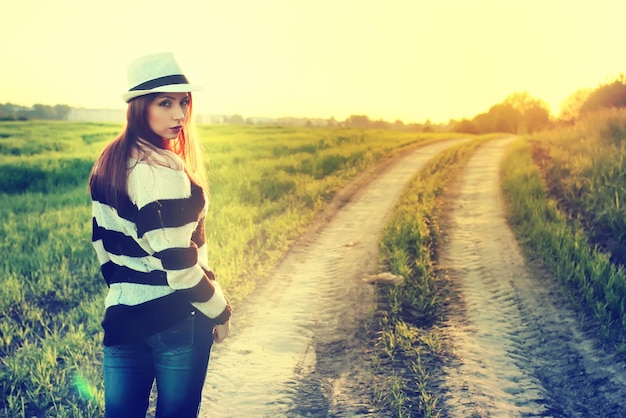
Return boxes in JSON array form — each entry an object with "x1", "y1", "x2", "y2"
[{"x1": 72, "y1": 372, "x2": 96, "y2": 401}]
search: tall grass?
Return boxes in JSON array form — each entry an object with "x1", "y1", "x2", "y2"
[
  {"x1": 501, "y1": 111, "x2": 626, "y2": 348},
  {"x1": 0, "y1": 121, "x2": 455, "y2": 416},
  {"x1": 373, "y1": 136, "x2": 491, "y2": 417},
  {"x1": 530, "y1": 109, "x2": 626, "y2": 266},
  {"x1": 198, "y1": 124, "x2": 454, "y2": 297}
]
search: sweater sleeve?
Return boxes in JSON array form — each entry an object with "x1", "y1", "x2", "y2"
[{"x1": 128, "y1": 161, "x2": 231, "y2": 323}]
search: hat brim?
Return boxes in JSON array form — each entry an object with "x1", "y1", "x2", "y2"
[{"x1": 121, "y1": 84, "x2": 202, "y2": 103}]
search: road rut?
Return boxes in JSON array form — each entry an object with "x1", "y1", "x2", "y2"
[
  {"x1": 437, "y1": 137, "x2": 626, "y2": 417},
  {"x1": 200, "y1": 135, "x2": 626, "y2": 417},
  {"x1": 199, "y1": 139, "x2": 464, "y2": 417}
]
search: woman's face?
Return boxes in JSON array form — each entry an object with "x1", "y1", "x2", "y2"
[{"x1": 147, "y1": 92, "x2": 190, "y2": 140}]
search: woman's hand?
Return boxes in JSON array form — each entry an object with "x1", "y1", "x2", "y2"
[{"x1": 213, "y1": 320, "x2": 230, "y2": 343}]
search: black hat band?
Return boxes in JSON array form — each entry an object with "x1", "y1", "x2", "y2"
[{"x1": 129, "y1": 74, "x2": 189, "y2": 91}]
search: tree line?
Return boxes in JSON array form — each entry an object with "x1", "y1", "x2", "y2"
[
  {"x1": 0, "y1": 103, "x2": 71, "y2": 121},
  {"x1": 214, "y1": 113, "x2": 437, "y2": 132},
  {"x1": 3, "y1": 74, "x2": 626, "y2": 132},
  {"x1": 451, "y1": 92, "x2": 550, "y2": 135},
  {"x1": 452, "y1": 74, "x2": 626, "y2": 135}
]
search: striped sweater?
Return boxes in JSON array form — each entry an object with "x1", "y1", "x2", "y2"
[{"x1": 91, "y1": 153, "x2": 230, "y2": 346}]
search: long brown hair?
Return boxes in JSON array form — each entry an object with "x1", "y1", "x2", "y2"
[{"x1": 88, "y1": 92, "x2": 208, "y2": 206}]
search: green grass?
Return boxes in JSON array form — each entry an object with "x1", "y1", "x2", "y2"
[
  {"x1": 198, "y1": 124, "x2": 455, "y2": 299},
  {"x1": 501, "y1": 119, "x2": 626, "y2": 349},
  {"x1": 13, "y1": 116, "x2": 623, "y2": 416},
  {"x1": 11, "y1": 116, "x2": 624, "y2": 416},
  {"x1": 0, "y1": 121, "x2": 457, "y2": 416},
  {"x1": 527, "y1": 109, "x2": 626, "y2": 266}
]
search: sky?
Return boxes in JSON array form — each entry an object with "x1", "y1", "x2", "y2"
[{"x1": 2, "y1": 0, "x2": 626, "y2": 123}]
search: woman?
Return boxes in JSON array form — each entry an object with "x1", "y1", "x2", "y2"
[{"x1": 89, "y1": 52, "x2": 231, "y2": 418}]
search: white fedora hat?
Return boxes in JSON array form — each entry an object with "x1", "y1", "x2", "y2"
[{"x1": 121, "y1": 52, "x2": 202, "y2": 102}]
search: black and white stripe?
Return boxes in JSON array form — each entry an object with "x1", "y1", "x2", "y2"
[{"x1": 91, "y1": 155, "x2": 230, "y2": 345}]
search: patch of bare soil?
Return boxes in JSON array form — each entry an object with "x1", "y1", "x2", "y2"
[
  {"x1": 198, "y1": 139, "x2": 465, "y2": 417},
  {"x1": 434, "y1": 137, "x2": 626, "y2": 417}
]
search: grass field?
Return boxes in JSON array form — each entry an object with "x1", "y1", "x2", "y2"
[
  {"x1": 4, "y1": 114, "x2": 626, "y2": 417},
  {"x1": 501, "y1": 109, "x2": 626, "y2": 348},
  {"x1": 0, "y1": 121, "x2": 452, "y2": 417}
]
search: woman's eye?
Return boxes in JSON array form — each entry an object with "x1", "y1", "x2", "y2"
[
  {"x1": 159, "y1": 101, "x2": 171, "y2": 107},
  {"x1": 181, "y1": 100, "x2": 189, "y2": 107}
]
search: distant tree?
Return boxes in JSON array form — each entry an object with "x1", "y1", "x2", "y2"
[
  {"x1": 0, "y1": 103, "x2": 13, "y2": 120},
  {"x1": 227, "y1": 114, "x2": 245, "y2": 124},
  {"x1": 0, "y1": 102, "x2": 72, "y2": 120},
  {"x1": 446, "y1": 119, "x2": 457, "y2": 130},
  {"x1": 346, "y1": 115, "x2": 371, "y2": 128},
  {"x1": 371, "y1": 119, "x2": 390, "y2": 129},
  {"x1": 503, "y1": 92, "x2": 552, "y2": 133},
  {"x1": 453, "y1": 118, "x2": 479, "y2": 134},
  {"x1": 459, "y1": 91, "x2": 552, "y2": 134},
  {"x1": 32, "y1": 104, "x2": 56, "y2": 119},
  {"x1": 53, "y1": 104, "x2": 71, "y2": 120},
  {"x1": 580, "y1": 76, "x2": 626, "y2": 114},
  {"x1": 393, "y1": 119, "x2": 405, "y2": 130},
  {"x1": 558, "y1": 88, "x2": 592, "y2": 123},
  {"x1": 472, "y1": 112, "x2": 492, "y2": 133},
  {"x1": 16, "y1": 109, "x2": 30, "y2": 120},
  {"x1": 504, "y1": 92, "x2": 535, "y2": 114},
  {"x1": 405, "y1": 123, "x2": 423, "y2": 132},
  {"x1": 487, "y1": 103, "x2": 521, "y2": 133},
  {"x1": 525, "y1": 103, "x2": 551, "y2": 133}
]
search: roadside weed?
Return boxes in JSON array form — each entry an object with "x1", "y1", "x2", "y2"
[
  {"x1": 502, "y1": 129, "x2": 626, "y2": 347},
  {"x1": 373, "y1": 136, "x2": 491, "y2": 416}
]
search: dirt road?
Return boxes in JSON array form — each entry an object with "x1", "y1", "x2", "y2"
[
  {"x1": 199, "y1": 136, "x2": 626, "y2": 417},
  {"x1": 199, "y1": 139, "x2": 464, "y2": 417},
  {"x1": 436, "y1": 137, "x2": 626, "y2": 417}
]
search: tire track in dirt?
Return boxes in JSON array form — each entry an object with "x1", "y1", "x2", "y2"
[
  {"x1": 198, "y1": 139, "x2": 466, "y2": 417},
  {"x1": 437, "y1": 137, "x2": 626, "y2": 417}
]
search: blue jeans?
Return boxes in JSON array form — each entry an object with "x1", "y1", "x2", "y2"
[{"x1": 103, "y1": 311, "x2": 213, "y2": 418}]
